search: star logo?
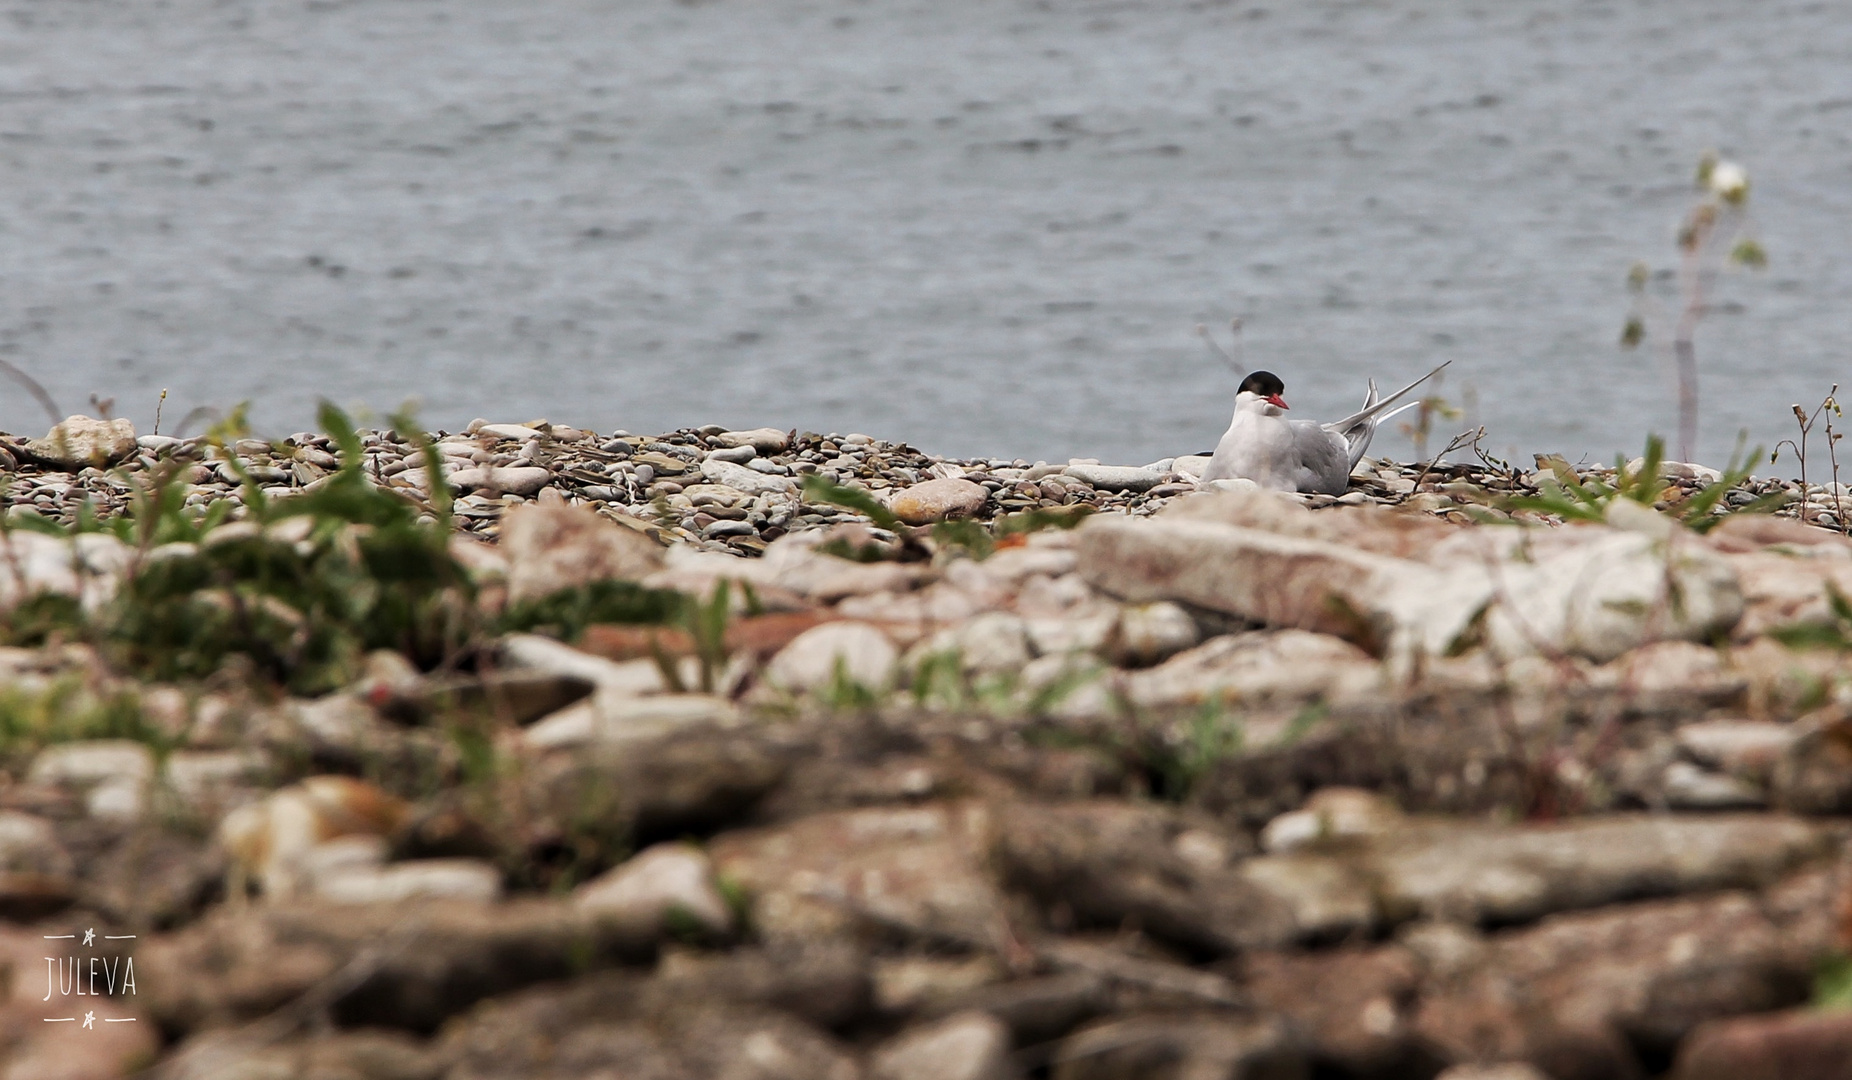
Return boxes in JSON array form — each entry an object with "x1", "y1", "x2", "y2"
[
  {"x1": 82, "y1": 1011, "x2": 95, "y2": 1030},
  {"x1": 82, "y1": 928, "x2": 95, "y2": 947}
]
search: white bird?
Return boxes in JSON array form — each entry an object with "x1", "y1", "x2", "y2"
[{"x1": 1200, "y1": 361, "x2": 1452, "y2": 494}]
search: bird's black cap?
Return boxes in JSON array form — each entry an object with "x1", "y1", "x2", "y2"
[{"x1": 1238, "y1": 370, "x2": 1286, "y2": 397}]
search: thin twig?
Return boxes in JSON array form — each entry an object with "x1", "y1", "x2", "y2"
[
  {"x1": 0, "y1": 358, "x2": 62, "y2": 425},
  {"x1": 1410, "y1": 426, "x2": 1483, "y2": 493},
  {"x1": 173, "y1": 405, "x2": 223, "y2": 438},
  {"x1": 1194, "y1": 317, "x2": 1244, "y2": 378}
]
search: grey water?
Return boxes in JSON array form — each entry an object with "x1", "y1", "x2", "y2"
[{"x1": 0, "y1": 0, "x2": 1847, "y2": 470}]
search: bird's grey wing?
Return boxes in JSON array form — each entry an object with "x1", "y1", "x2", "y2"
[
  {"x1": 1337, "y1": 378, "x2": 1383, "y2": 471},
  {"x1": 1289, "y1": 420, "x2": 1352, "y2": 495},
  {"x1": 1321, "y1": 360, "x2": 1452, "y2": 436}
]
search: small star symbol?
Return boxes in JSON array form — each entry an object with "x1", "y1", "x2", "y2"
[
  {"x1": 82, "y1": 1011, "x2": 95, "y2": 1030},
  {"x1": 82, "y1": 928, "x2": 95, "y2": 947}
]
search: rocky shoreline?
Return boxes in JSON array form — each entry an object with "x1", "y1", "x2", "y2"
[
  {"x1": 3, "y1": 413, "x2": 1852, "y2": 1079},
  {"x1": 1, "y1": 414, "x2": 1839, "y2": 551}
]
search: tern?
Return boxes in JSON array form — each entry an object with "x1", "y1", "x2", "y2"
[{"x1": 1200, "y1": 361, "x2": 1452, "y2": 494}]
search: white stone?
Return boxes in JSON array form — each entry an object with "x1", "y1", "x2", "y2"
[
  {"x1": 316, "y1": 858, "x2": 503, "y2": 904},
  {"x1": 476, "y1": 423, "x2": 543, "y2": 442},
  {"x1": 30, "y1": 740, "x2": 154, "y2": 787},
  {"x1": 575, "y1": 842, "x2": 733, "y2": 937},
  {"x1": 287, "y1": 693, "x2": 384, "y2": 753},
  {"x1": 1676, "y1": 719, "x2": 1798, "y2": 774},
  {"x1": 1114, "y1": 601, "x2": 1200, "y2": 665},
  {"x1": 701, "y1": 457, "x2": 797, "y2": 495},
  {"x1": 85, "y1": 777, "x2": 148, "y2": 822},
  {"x1": 1080, "y1": 508, "x2": 1745, "y2": 664},
  {"x1": 597, "y1": 693, "x2": 740, "y2": 740},
  {"x1": 1260, "y1": 788, "x2": 1403, "y2": 854},
  {"x1": 982, "y1": 545, "x2": 1078, "y2": 582},
  {"x1": 299, "y1": 835, "x2": 390, "y2": 881},
  {"x1": 521, "y1": 702, "x2": 598, "y2": 750},
  {"x1": 766, "y1": 621, "x2": 899, "y2": 695},
  {"x1": 870, "y1": 1011, "x2": 1012, "y2": 1080},
  {"x1": 1206, "y1": 476, "x2": 1263, "y2": 494},
  {"x1": 1662, "y1": 761, "x2": 1765, "y2": 810},
  {"x1": 711, "y1": 427, "x2": 791, "y2": 453},
  {"x1": 0, "y1": 810, "x2": 56, "y2": 851},
  {"x1": 0, "y1": 531, "x2": 133, "y2": 614},
  {"x1": 872, "y1": 956, "x2": 1004, "y2": 1013},
  {"x1": 499, "y1": 502, "x2": 666, "y2": 600},
  {"x1": 1015, "y1": 653, "x2": 1113, "y2": 720},
  {"x1": 939, "y1": 611, "x2": 1033, "y2": 674},
  {"x1": 448, "y1": 465, "x2": 553, "y2": 496},
  {"x1": 1603, "y1": 497, "x2": 1677, "y2": 539},
  {"x1": 500, "y1": 634, "x2": 670, "y2": 695},
  {"x1": 1171, "y1": 455, "x2": 1214, "y2": 480},
  {"x1": 1024, "y1": 611, "x2": 1120, "y2": 656},
  {"x1": 163, "y1": 750, "x2": 269, "y2": 810},
  {"x1": 1478, "y1": 529, "x2": 1743, "y2": 663},
  {"x1": 1127, "y1": 630, "x2": 1382, "y2": 711},
  {"x1": 524, "y1": 692, "x2": 738, "y2": 751},
  {"x1": 25, "y1": 415, "x2": 137, "y2": 466},
  {"x1": 1062, "y1": 463, "x2": 1164, "y2": 492}
]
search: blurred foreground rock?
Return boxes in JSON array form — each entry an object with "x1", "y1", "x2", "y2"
[{"x1": 6, "y1": 428, "x2": 1852, "y2": 1079}]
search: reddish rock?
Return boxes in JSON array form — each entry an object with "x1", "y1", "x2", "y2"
[
  {"x1": 1241, "y1": 946, "x2": 1434, "y2": 1076},
  {"x1": 1415, "y1": 890, "x2": 1814, "y2": 1075},
  {"x1": 1672, "y1": 1008, "x2": 1852, "y2": 1080},
  {"x1": 584, "y1": 610, "x2": 847, "y2": 666},
  {"x1": 1707, "y1": 513, "x2": 1851, "y2": 552},
  {"x1": 579, "y1": 623, "x2": 697, "y2": 661}
]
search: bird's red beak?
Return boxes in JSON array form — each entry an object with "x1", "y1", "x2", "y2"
[{"x1": 1266, "y1": 394, "x2": 1290, "y2": 410}]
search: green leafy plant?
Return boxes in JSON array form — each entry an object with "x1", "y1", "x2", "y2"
[
  {"x1": 1149, "y1": 695, "x2": 1245, "y2": 801},
  {"x1": 498, "y1": 580, "x2": 684, "y2": 642},
  {"x1": 0, "y1": 402, "x2": 497, "y2": 694},
  {"x1": 820, "y1": 653, "x2": 883, "y2": 711},
  {"x1": 801, "y1": 473, "x2": 903, "y2": 528},
  {"x1": 0, "y1": 676, "x2": 185, "y2": 768},
  {"x1": 1770, "y1": 584, "x2": 1852, "y2": 651},
  {"x1": 1508, "y1": 434, "x2": 1781, "y2": 533},
  {"x1": 1813, "y1": 953, "x2": 1852, "y2": 1010}
]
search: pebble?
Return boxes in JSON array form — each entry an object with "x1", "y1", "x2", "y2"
[
  {"x1": 890, "y1": 477, "x2": 989, "y2": 525},
  {"x1": 711, "y1": 427, "x2": 791, "y2": 453},
  {"x1": 477, "y1": 423, "x2": 543, "y2": 442},
  {"x1": 449, "y1": 466, "x2": 553, "y2": 497},
  {"x1": 574, "y1": 842, "x2": 734, "y2": 938},
  {"x1": 706, "y1": 444, "x2": 756, "y2": 464},
  {"x1": 0, "y1": 416, "x2": 1827, "y2": 558},
  {"x1": 1062, "y1": 463, "x2": 1165, "y2": 492},
  {"x1": 316, "y1": 858, "x2": 505, "y2": 904},
  {"x1": 1113, "y1": 601, "x2": 1201, "y2": 666},
  {"x1": 700, "y1": 457, "x2": 796, "y2": 495},
  {"x1": 870, "y1": 1011, "x2": 1012, "y2": 1080},
  {"x1": 1661, "y1": 761, "x2": 1767, "y2": 810},
  {"x1": 766, "y1": 621, "x2": 899, "y2": 694}
]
